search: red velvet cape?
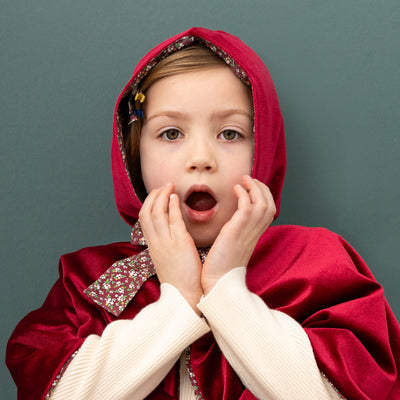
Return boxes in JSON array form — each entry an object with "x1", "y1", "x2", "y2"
[{"x1": 6, "y1": 27, "x2": 400, "y2": 400}]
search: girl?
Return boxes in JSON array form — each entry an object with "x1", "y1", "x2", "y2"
[{"x1": 6, "y1": 27, "x2": 400, "y2": 400}]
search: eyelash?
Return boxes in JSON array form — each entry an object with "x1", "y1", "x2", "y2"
[
  {"x1": 158, "y1": 129, "x2": 244, "y2": 141},
  {"x1": 159, "y1": 129, "x2": 183, "y2": 141},
  {"x1": 218, "y1": 130, "x2": 243, "y2": 141}
]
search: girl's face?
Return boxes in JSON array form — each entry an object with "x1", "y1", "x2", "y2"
[{"x1": 140, "y1": 66, "x2": 254, "y2": 247}]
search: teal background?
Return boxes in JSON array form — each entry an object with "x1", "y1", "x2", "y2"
[{"x1": 1, "y1": 1, "x2": 399, "y2": 398}]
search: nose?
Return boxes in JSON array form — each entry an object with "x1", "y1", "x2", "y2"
[{"x1": 185, "y1": 136, "x2": 217, "y2": 173}]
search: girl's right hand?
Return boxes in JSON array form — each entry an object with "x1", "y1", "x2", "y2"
[{"x1": 139, "y1": 183, "x2": 203, "y2": 315}]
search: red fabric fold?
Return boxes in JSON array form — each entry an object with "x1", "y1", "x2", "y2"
[{"x1": 7, "y1": 227, "x2": 400, "y2": 399}]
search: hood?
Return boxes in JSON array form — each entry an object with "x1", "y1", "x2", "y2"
[{"x1": 112, "y1": 27, "x2": 286, "y2": 228}]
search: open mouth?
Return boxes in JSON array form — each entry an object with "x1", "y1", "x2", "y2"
[{"x1": 185, "y1": 191, "x2": 217, "y2": 212}]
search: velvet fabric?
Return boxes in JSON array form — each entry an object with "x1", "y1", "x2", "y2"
[{"x1": 6, "y1": 27, "x2": 400, "y2": 400}]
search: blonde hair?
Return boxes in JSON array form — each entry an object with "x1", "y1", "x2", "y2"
[{"x1": 125, "y1": 45, "x2": 250, "y2": 200}]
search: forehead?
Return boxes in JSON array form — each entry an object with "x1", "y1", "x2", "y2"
[{"x1": 144, "y1": 66, "x2": 253, "y2": 120}]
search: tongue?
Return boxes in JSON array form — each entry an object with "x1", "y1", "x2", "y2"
[{"x1": 186, "y1": 192, "x2": 216, "y2": 211}]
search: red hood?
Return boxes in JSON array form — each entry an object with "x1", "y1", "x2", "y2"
[{"x1": 112, "y1": 27, "x2": 286, "y2": 227}]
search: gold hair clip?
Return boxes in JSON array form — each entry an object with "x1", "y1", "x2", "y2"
[{"x1": 134, "y1": 91, "x2": 146, "y2": 103}]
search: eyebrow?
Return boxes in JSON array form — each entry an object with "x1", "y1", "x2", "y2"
[{"x1": 146, "y1": 109, "x2": 253, "y2": 123}]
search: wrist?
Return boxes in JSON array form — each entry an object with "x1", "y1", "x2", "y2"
[
  {"x1": 179, "y1": 288, "x2": 203, "y2": 316},
  {"x1": 201, "y1": 273, "x2": 224, "y2": 296}
]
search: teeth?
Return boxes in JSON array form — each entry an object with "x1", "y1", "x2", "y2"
[{"x1": 186, "y1": 191, "x2": 216, "y2": 211}]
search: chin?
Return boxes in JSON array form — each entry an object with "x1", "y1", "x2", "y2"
[
  {"x1": 190, "y1": 228, "x2": 218, "y2": 248},
  {"x1": 194, "y1": 238, "x2": 215, "y2": 248},
  {"x1": 186, "y1": 216, "x2": 230, "y2": 248}
]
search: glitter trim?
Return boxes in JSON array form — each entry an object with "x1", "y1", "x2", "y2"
[
  {"x1": 185, "y1": 347, "x2": 205, "y2": 400},
  {"x1": 44, "y1": 350, "x2": 79, "y2": 399}
]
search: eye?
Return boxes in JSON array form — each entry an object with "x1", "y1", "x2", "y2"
[
  {"x1": 218, "y1": 130, "x2": 242, "y2": 141},
  {"x1": 160, "y1": 129, "x2": 183, "y2": 141}
]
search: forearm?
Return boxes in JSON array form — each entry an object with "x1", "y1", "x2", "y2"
[
  {"x1": 198, "y1": 268, "x2": 343, "y2": 400},
  {"x1": 51, "y1": 284, "x2": 210, "y2": 400}
]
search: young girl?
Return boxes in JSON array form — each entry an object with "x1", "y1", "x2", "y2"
[{"x1": 6, "y1": 27, "x2": 400, "y2": 400}]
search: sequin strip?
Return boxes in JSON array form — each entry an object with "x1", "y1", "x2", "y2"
[
  {"x1": 116, "y1": 35, "x2": 251, "y2": 174},
  {"x1": 321, "y1": 372, "x2": 347, "y2": 399},
  {"x1": 185, "y1": 347, "x2": 205, "y2": 400},
  {"x1": 44, "y1": 350, "x2": 79, "y2": 399}
]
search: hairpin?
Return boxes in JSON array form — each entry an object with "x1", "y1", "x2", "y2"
[
  {"x1": 135, "y1": 91, "x2": 146, "y2": 103},
  {"x1": 128, "y1": 90, "x2": 146, "y2": 124},
  {"x1": 128, "y1": 109, "x2": 144, "y2": 124}
]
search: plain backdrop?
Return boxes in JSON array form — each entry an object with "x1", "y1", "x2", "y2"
[{"x1": 1, "y1": 1, "x2": 399, "y2": 398}]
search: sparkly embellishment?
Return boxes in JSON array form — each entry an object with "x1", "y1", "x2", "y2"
[
  {"x1": 44, "y1": 350, "x2": 79, "y2": 399},
  {"x1": 185, "y1": 347, "x2": 205, "y2": 400}
]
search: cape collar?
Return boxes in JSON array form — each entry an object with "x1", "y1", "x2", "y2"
[{"x1": 84, "y1": 221, "x2": 209, "y2": 317}]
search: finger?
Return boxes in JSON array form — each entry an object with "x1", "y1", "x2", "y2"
[
  {"x1": 250, "y1": 178, "x2": 277, "y2": 220},
  {"x1": 139, "y1": 186, "x2": 163, "y2": 238},
  {"x1": 140, "y1": 184, "x2": 165, "y2": 215},
  {"x1": 139, "y1": 183, "x2": 172, "y2": 238},
  {"x1": 232, "y1": 184, "x2": 252, "y2": 223},
  {"x1": 258, "y1": 181, "x2": 275, "y2": 210},
  {"x1": 241, "y1": 175, "x2": 266, "y2": 206},
  {"x1": 168, "y1": 193, "x2": 189, "y2": 239},
  {"x1": 240, "y1": 176, "x2": 277, "y2": 226},
  {"x1": 233, "y1": 183, "x2": 250, "y2": 206},
  {"x1": 151, "y1": 183, "x2": 174, "y2": 235}
]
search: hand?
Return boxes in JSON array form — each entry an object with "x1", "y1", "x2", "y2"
[
  {"x1": 139, "y1": 183, "x2": 203, "y2": 314},
  {"x1": 201, "y1": 175, "x2": 276, "y2": 294}
]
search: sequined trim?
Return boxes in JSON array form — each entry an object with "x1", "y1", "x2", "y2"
[
  {"x1": 44, "y1": 350, "x2": 79, "y2": 399},
  {"x1": 185, "y1": 347, "x2": 205, "y2": 400},
  {"x1": 321, "y1": 372, "x2": 347, "y2": 400},
  {"x1": 116, "y1": 35, "x2": 251, "y2": 178}
]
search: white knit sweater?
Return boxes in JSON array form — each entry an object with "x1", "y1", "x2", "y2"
[{"x1": 50, "y1": 268, "x2": 343, "y2": 400}]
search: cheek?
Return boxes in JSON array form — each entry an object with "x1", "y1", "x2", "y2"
[
  {"x1": 234, "y1": 148, "x2": 254, "y2": 178},
  {"x1": 140, "y1": 151, "x2": 176, "y2": 192},
  {"x1": 232, "y1": 141, "x2": 254, "y2": 177}
]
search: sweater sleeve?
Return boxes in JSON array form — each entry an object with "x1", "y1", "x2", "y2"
[
  {"x1": 197, "y1": 267, "x2": 345, "y2": 400},
  {"x1": 50, "y1": 283, "x2": 210, "y2": 400}
]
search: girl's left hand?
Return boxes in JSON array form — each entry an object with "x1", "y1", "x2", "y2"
[{"x1": 201, "y1": 175, "x2": 276, "y2": 294}]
